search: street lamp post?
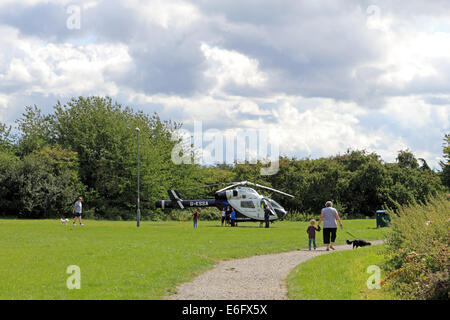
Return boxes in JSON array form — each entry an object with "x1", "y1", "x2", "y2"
[{"x1": 136, "y1": 127, "x2": 141, "y2": 227}]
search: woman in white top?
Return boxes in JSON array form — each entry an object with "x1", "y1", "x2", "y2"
[
  {"x1": 220, "y1": 207, "x2": 226, "y2": 226},
  {"x1": 317, "y1": 201, "x2": 343, "y2": 251}
]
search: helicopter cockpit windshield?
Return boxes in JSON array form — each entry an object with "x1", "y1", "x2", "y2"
[
  {"x1": 269, "y1": 199, "x2": 286, "y2": 219},
  {"x1": 269, "y1": 199, "x2": 283, "y2": 210}
]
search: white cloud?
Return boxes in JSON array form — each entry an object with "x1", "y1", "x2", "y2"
[
  {"x1": 0, "y1": 0, "x2": 69, "y2": 7},
  {"x1": 379, "y1": 95, "x2": 449, "y2": 131},
  {"x1": 359, "y1": 9, "x2": 450, "y2": 92},
  {"x1": 82, "y1": 1, "x2": 100, "y2": 10},
  {"x1": 201, "y1": 43, "x2": 267, "y2": 92},
  {"x1": 0, "y1": 25, "x2": 132, "y2": 98},
  {"x1": 128, "y1": 92, "x2": 382, "y2": 157},
  {"x1": 0, "y1": 93, "x2": 9, "y2": 109},
  {"x1": 262, "y1": 101, "x2": 377, "y2": 157},
  {"x1": 376, "y1": 32, "x2": 450, "y2": 86},
  {"x1": 123, "y1": 0, "x2": 200, "y2": 29},
  {"x1": 380, "y1": 96, "x2": 431, "y2": 128}
]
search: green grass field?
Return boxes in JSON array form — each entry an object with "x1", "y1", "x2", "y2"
[
  {"x1": 287, "y1": 245, "x2": 396, "y2": 300},
  {"x1": 0, "y1": 219, "x2": 386, "y2": 299}
]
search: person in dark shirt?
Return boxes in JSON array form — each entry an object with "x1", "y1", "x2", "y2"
[
  {"x1": 306, "y1": 219, "x2": 321, "y2": 250},
  {"x1": 264, "y1": 202, "x2": 271, "y2": 228},
  {"x1": 225, "y1": 205, "x2": 232, "y2": 226},
  {"x1": 193, "y1": 209, "x2": 199, "y2": 228}
]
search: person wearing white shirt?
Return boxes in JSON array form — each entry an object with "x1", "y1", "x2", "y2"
[
  {"x1": 220, "y1": 207, "x2": 226, "y2": 226},
  {"x1": 72, "y1": 196, "x2": 84, "y2": 226},
  {"x1": 317, "y1": 201, "x2": 343, "y2": 251}
]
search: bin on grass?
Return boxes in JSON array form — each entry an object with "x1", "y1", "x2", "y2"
[{"x1": 376, "y1": 210, "x2": 390, "y2": 228}]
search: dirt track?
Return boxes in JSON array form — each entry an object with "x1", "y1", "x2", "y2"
[{"x1": 169, "y1": 240, "x2": 384, "y2": 300}]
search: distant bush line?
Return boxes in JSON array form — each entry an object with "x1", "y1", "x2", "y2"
[{"x1": 0, "y1": 96, "x2": 449, "y2": 220}]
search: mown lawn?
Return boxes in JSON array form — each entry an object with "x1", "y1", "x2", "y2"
[
  {"x1": 287, "y1": 245, "x2": 396, "y2": 300},
  {"x1": 0, "y1": 218, "x2": 386, "y2": 299}
]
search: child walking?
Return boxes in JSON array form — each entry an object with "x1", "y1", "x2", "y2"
[{"x1": 306, "y1": 219, "x2": 320, "y2": 250}]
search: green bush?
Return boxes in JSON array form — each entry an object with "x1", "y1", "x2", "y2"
[
  {"x1": 285, "y1": 210, "x2": 317, "y2": 222},
  {"x1": 80, "y1": 208, "x2": 96, "y2": 220},
  {"x1": 160, "y1": 208, "x2": 221, "y2": 221},
  {"x1": 198, "y1": 208, "x2": 221, "y2": 221},
  {"x1": 384, "y1": 195, "x2": 449, "y2": 299},
  {"x1": 0, "y1": 146, "x2": 83, "y2": 218},
  {"x1": 285, "y1": 209, "x2": 367, "y2": 222}
]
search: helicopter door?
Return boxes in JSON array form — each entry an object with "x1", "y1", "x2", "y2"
[{"x1": 260, "y1": 198, "x2": 275, "y2": 219}]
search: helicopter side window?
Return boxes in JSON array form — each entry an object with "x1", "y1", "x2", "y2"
[{"x1": 241, "y1": 201, "x2": 255, "y2": 208}]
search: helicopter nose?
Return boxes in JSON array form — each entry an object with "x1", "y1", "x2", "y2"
[{"x1": 275, "y1": 209, "x2": 286, "y2": 220}]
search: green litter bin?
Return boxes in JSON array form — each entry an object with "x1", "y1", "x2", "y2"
[{"x1": 376, "y1": 210, "x2": 390, "y2": 228}]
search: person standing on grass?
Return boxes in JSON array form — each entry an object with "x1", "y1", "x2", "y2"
[
  {"x1": 264, "y1": 202, "x2": 271, "y2": 228},
  {"x1": 220, "y1": 207, "x2": 226, "y2": 226},
  {"x1": 192, "y1": 209, "x2": 199, "y2": 228},
  {"x1": 317, "y1": 201, "x2": 342, "y2": 251},
  {"x1": 230, "y1": 208, "x2": 236, "y2": 227},
  {"x1": 225, "y1": 205, "x2": 232, "y2": 226},
  {"x1": 72, "y1": 196, "x2": 84, "y2": 226},
  {"x1": 306, "y1": 219, "x2": 321, "y2": 250}
]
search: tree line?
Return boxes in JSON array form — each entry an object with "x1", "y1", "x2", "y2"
[{"x1": 0, "y1": 96, "x2": 448, "y2": 220}]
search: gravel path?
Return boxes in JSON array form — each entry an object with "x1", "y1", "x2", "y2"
[{"x1": 169, "y1": 240, "x2": 384, "y2": 300}]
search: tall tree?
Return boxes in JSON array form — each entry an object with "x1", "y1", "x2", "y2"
[
  {"x1": 396, "y1": 149, "x2": 419, "y2": 169},
  {"x1": 16, "y1": 105, "x2": 51, "y2": 157},
  {"x1": 0, "y1": 122, "x2": 14, "y2": 153},
  {"x1": 49, "y1": 96, "x2": 187, "y2": 219}
]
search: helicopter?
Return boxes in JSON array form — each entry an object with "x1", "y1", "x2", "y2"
[{"x1": 155, "y1": 181, "x2": 294, "y2": 223}]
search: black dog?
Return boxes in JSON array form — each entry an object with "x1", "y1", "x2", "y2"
[{"x1": 346, "y1": 239, "x2": 371, "y2": 249}]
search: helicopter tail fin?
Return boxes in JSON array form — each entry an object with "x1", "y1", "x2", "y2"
[{"x1": 168, "y1": 190, "x2": 184, "y2": 209}]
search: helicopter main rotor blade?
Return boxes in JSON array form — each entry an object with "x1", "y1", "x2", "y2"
[
  {"x1": 245, "y1": 182, "x2": 294, "y2": 198},
  {"x1": 215, "y1": 180, "x2": 294, "y2": 198},
  {"x1": 180, "y1": 182, "x2": 230, "y2": 191},
  {"x1": 215, "y1": 181, "x2": 245, "y2": 193}
]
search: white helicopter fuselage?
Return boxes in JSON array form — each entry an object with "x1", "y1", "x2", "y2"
[{"x1": 224, "y1": 187, "x2": 286, "y2": 221}]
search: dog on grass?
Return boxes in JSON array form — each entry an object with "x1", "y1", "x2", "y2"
[
  {"x1": 60, "y1": 218, "x2": 69, "y2": 225},
  {"x1": 346, "y1": 239, "x2": 371, "y2": 249}
]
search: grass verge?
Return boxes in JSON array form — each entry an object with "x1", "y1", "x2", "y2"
[{"x1": 287, "y1": 245, "x2": 396, "y2": 300}]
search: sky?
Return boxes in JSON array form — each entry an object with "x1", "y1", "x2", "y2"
[{"x1": 0, "y1": 0, "x2": 449, "y2": 169}]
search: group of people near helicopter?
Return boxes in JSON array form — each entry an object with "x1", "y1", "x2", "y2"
[
  {"x1": 219, "y1": 202, "x2": 272, "y2": 228},
  {"x1": 220, "y1": 205, "x2": 237, "y2": 227},
  {"x1": 191, "y1": 206, "x2": 239, "y2": 228}
]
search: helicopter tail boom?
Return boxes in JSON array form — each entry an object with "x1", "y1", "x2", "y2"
[
  {"x1": 155, "y1": 199, "x2": 219, "y2": 209},
  {"x1": 154, "y1": 189, "x2": 223, "y2": 209}
]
